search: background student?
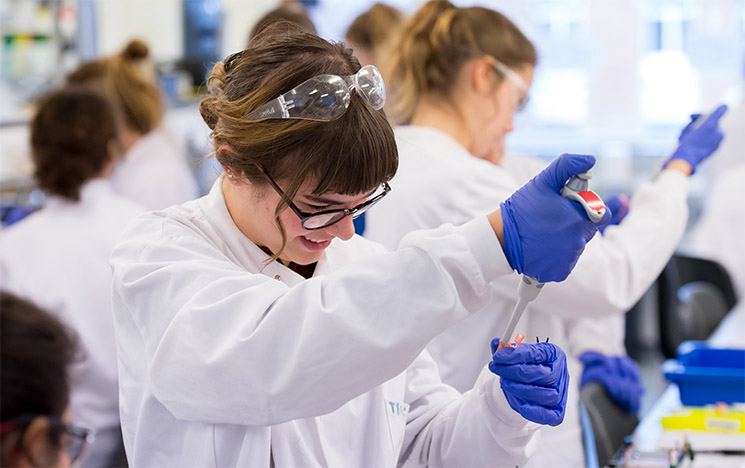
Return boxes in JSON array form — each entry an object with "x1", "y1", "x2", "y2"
[
  {"x1": 0, "y1": 86, "x2": 144, "y2": 467},
  {"x1": 67, "y1": 39, "x2": 199, "y2": 211},
  {"x1": 0, "y1": 291, "x2": 89, "y2": 468},
  {"x1": 364, "y1": 2, "x2": 727, "y2": 466}
]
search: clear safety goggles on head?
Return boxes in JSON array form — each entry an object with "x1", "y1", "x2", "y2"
[
  {"x1": 246, "y1": 65, "x2": 386, "y2": 122},
  {"x1": 491, "y1": 58, "x2": 530, "y2": 112}
]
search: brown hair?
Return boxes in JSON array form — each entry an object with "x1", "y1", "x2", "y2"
[
  {"x1": 31, "y1": 86, "x2": 117, "y2": 201},
  {"x1": 345, "y1": 3, "x2": 405, "y2": 60},
  {"x1": 200, "y1": 24, "x2": 398, "y2": 260},
  {"x1": 248, "y1": 3, "x2": 316, "y2": 43},
  {"x1": 385, "y1": 0, "x2": 536, "y2": 124},
  {"x1": 67, "y1": 39, "x2": 163, "y2": 134},
  {"x1": 0, "y1": 291, "x2": 78, "y2": 464}
]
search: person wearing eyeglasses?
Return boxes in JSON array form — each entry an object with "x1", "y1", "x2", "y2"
[
  {"x1": 0, "y1": 87, "x2": 144, "y2": 467},
  {"x1": 363, "y1": 1, "x2": 727, "y2": 466},
  {"x1": 108, "y1": 24, "x2": 620, "y2": 467},
  {"x1": 0, "y1": 291, "x2": 93, "y2": 467}
]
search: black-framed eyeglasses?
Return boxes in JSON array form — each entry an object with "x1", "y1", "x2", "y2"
[
  {"x1": 0, "y1": 414, "x2": 94, "y2": 466},
  {"x1": 257, "y1": 164, "x2": 391, "y2": 230}
]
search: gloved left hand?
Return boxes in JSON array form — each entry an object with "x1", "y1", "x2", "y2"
[
  {"x1": 579, "y1": 351, "x2": 644, "y2": 414},
  {"x1": 488, "y1": 338, "x2": 569, "y2": 426},
  {"x1": 598, "y1": 194, "x2": 630, "y2": 234},
  {"x1": 663, "y1": 104, "x2": 728, "y2": 174}
]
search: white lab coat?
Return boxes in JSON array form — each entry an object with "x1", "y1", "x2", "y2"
[
  {"x1": 365, "y1": 126, "x2": 690, "y2": 467},
  {"x1": 111, "y1": 128, "x2": 200, "y2": 211},
  {"x1": 688, "y1": 164, "x2": 745, "y2": 298},
  {"x1": 110, "y1": 179, "x2": 544, "y2": 467},
  {"x1": 0, "y1": 179, "x2": 144, "y2": 467}
]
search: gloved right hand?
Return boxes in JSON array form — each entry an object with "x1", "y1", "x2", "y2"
[
  {"x1": 663, "y1": 104, "x2": 727, "y2": 174},
  {"x1": 500, "y1": 154, "x2": 611, "y2": 283},
  {"x1": 598, "y1": 194, "x2": 630, "y2": 234},
  {"x1": 489, "y1": 338, "x2": 569, "y2": 426}
]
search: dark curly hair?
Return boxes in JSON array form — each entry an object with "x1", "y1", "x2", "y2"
[{"x1": 31, "y1": 87, "x2": 117, "y2": 201}]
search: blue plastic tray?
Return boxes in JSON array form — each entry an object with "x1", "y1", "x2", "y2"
[{"x1": 662, "y1": 341, "x2": 745, "y2": 406}]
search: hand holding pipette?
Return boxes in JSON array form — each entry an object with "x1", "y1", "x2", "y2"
[{"x1": 496, "y1": 155, "x2": 609, "y2": 351}]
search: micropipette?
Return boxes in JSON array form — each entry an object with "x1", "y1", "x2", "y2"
[{"x1": 496, "y1": 170, "x2": 606, "y2": 351}]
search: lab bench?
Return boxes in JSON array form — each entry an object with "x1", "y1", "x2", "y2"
[{"x1": 629, "y1": 303, "x2": 745, "y2": 468}]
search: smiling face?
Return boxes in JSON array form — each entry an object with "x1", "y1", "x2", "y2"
[{"x1": 222, "y1": 170, "x2": 378, "y2": 266}]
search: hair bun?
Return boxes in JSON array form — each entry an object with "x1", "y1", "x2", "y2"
[{"x1": 121, "y1": 39, "x2": 149, "y2": 61}]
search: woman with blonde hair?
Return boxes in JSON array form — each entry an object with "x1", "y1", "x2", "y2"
[
  {"x1": 345, "y1": 3, "x2": 405, "y2": 68},
  {"x1": 107, "y1": 24, "x2": 616, "y2": 467},
  {"x1": 68, "y1": 39, "x2": 199, "y2": 211},
  {"x1": 364, "y1": 1, "x2": 726, "y2": 466}
]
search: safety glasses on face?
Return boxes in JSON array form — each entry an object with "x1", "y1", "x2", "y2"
[
  {"x1": 491, "y1": 59, "x2": 530, "y2": 112},
  {"x1": 246, "y1": 65, "x2": 386, "y2": 122},
  {"x1": 0, "y1": 414, "x2": 94, "y2": 466},
  {"x1": 257, "y1": 164, "x2": 391, "y2": 230}
]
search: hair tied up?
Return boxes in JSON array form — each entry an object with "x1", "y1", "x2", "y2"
[{"x1": 121, "y1": 39, "x2": 149, "y2": 61}]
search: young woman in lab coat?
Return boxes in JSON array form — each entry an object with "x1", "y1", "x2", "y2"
[
  {"x1": 67, "y1": 40, "x2": 199, "y2": 211},
  {"x1": 363, "y1": 2, "x2": 727, "y2": 466},
  {"x1": 0, "y1": 87, "x2": 144, "y2": 467},
  {"x1": 109, "y1": 26, "x2": 613, "y2": 467}
]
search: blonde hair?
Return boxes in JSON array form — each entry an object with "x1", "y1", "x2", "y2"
[
  {"x1": 385, "y1": 0, "x2": 536, "y2": 124},
  {"x1": 200, "y1": 25, "x2": 398, "y2": 261},
  {"x1": 345, "y1": 3, "x2": 405, "y2": 63},
  {"x1": 67, "y1": 39, "x2": 163, "y2": 134}
]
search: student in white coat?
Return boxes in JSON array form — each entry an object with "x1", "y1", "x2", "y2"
[
  {"x1": 364, "y1": 2, "x2": 727, "y2": 466},
  {"x1": 0, "y1": 87, "x2": 145, "y2": 467},
  {"x1": 1, "y1": 291, "x2": 89, "y2": 468},
  {"x1": 109, "y1": 26, "x2": 612, "y2": 467},
  {"x1": 67, "y1": 39, "x2": 200, "y2": 211}
]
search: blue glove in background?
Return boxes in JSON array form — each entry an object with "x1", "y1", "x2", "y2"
[
  {"x1": 500, "y1": 154, "x2": 611, "y2": 283},
  {"x1": 664, "y1": 104, "x2": 727, "y2": 173},
  {"x1": 579, "y1": 351, "x2": 644, "y2": 414},
  {"x1": 678, "y1": 113, "x2": 702, "y2": 142},
  {"x1": 489, "y1": 338, "x2": 569, "y2": 426},
  {"x1": 598, "y1": 194, "x2": 630, "y2": 235}
]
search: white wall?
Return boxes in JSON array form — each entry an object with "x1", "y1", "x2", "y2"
[{"x1": 96, "y1": 0, "x2": 183, "y2": 61}]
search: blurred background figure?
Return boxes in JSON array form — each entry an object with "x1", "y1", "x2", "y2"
[
  {"x1": 687, "y1": 122, "x2": 745, "y2": 298},
  {"x1": 0, "y1": 86, "x2": 144, "y2": 467},
  {"x1": 248, "y1": 1, "x2": 316, "y2": 44},
  {"x1": 344, "y1": 3, "x2": 405, "y2": 68},
  {"x1": 0, "y1": 291, "x2": 88, "y2": 468},
  {"x1": 67, "y1": 39, "x2": 199, "y2": 211},
  {"x1": 365, "y1": 2, "x2": 727, "y2": 467}
]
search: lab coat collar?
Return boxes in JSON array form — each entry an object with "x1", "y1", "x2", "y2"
[
  {"x1": 43, "y1": 178, "x2": 115, "y2": 209},
  {"x1": 198, "y1": 179, "x2": 331, "y2": 286}
]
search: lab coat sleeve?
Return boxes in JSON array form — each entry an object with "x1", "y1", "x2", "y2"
[
  {"x1": 564, "y1": 315, "x2": 627, "y2": 358},
  {"x1": 111, "y1": 216, "x2": 512, "y2": 427},
  {"x1": 398, "y1": 352, "x2": 540, "y2": 467},
  {"x1": 520, "y1": 169, "x2": 690, "y2": 319}
]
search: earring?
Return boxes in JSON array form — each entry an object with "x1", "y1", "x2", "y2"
[{"x1": 226, "y1": 168, "x2": 238, "y2": 184}]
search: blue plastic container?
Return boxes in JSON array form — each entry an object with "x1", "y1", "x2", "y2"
[{"x1": 662, "y1": 341, "x2": 745, "y2": 406}]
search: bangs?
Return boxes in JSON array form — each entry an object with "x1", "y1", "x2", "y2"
[{"x1": 273, "y1": 96, "x2": 398, "y2": 196}]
